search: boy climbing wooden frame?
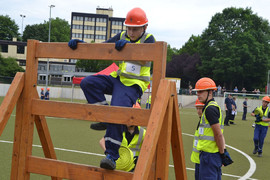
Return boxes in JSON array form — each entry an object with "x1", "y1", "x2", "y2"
[{"x1": 0, "y1": 40, "x2": 187, "y2": 180}]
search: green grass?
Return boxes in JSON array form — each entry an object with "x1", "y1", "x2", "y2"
[{"x1": 1, "y1": 97, "x2": 269, "y2": 179}]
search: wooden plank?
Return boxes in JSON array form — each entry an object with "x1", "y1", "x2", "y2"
[
  {"x1": 27, "y1": 156, "x2": 133, "y2": 180},
  {"x1": 35, "y1": 42, "x2": 165, "y2": 61},
  {"x1": 31, "y1": 99, "x2": 150, "y2": 126},
  {"x1": 155, "y1": 82, "x2": 174, "y2": 179},
  {"x1": 10, "y1": 93, "x2": 24, "y2": 180},
  {"x1": 133, "y1": 80, "x2": 171, "y2": 180},
  {"x1": 151, "y1": 41, "x2": 167, "y2": 110},
  {"x1": 16, "y1": 40, "x2": 39, "y2": 180},
  {"x1": 0, "y1": 72, "x2": 24, "y2": 136},
  {"x1": 171, "y1": 86, "x2": 187, "y2": 180}
]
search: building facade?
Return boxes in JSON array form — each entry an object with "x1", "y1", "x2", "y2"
[
  {"x1": 71, "y1": 7, "x2": 126, "y2": 43},
  {"x1": 0, "y1": 7, "x2": 126, "y2": 86}
]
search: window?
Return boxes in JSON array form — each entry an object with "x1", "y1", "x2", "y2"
[
  {"x1": 0, "y1": 44, "x2": 8, "y2": 52},
  {"x1": 63, "y1": 76, "x2": 71, "y2": 82},
  {"x1": 17, "y1": 45, "x2": 25, "y2": 54},
  {"x1": 39, "y1": 75, "x2": 46, "y2": 81}
]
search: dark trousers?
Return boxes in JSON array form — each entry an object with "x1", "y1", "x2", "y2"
[
  {"x1": 242, "y1": 108, "x2": 247, "y2": 120},
  {"x1": 254, "y1": 124, "x2": 268, "y2": 153},
  {"x1": 80, "y1": 75, "x2": 142, "y2": 160},
  {"x1": 199, "y1": 152, "x2": 222, "y2": 180},
  {"x1": 224, "y1": 109, "x2": 232, "y2": 125}
]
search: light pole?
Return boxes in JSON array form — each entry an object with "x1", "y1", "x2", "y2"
[
  {"x1": 45, "y1": 5, "x2": 55, "y2": 90},
  {"x1": 20, "y1": 14, "x2": 26, "y2": 38}
]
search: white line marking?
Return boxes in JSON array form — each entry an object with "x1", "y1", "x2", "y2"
[{"x1": 0, "y1": 138, "x2": 257, "y2": 179}]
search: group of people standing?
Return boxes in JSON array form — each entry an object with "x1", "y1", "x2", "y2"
[{"x1": 40, "y1": 87, "x2": 50, "y2": 100}]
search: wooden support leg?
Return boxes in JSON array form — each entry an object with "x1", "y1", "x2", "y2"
[
  {"x1": 171, "y1": 87, "x2": 187, "y2": 180},
  {"x1": 10, "y1": 94, "x2": 24, "y2": 180},
  {"x1": 155, "y1": 94, "x2": 173, "y2": 180}
]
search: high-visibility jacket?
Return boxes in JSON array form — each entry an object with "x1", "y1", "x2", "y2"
[
  {"x1": 191, "y1": 129, "x2": 200, "y2": 164},
  {"x1": 121, "y1": 126, "x2": 146, "y2": 157},
  {"x1": 147, "y1": 95, "x2": 151, "y2": 104},
  {"x1": 196, "y1": 101, "x2": 224, "y2": 153},
  {"x1": 255, "y1": 106, "x2": 270, "y2": 126},
  {"x1": 110, "y1": 31, "x2": 154, "y2": 92}
]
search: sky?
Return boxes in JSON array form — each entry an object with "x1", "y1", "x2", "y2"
[{"x1": 1, "y1": 0, "x2": 270, "y2": 49}]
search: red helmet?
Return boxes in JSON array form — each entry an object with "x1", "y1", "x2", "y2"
[
  {"x1": 262, "y1": 96, "x2": 270, "y2": 102},
  {"x1": 124, "y1": 7, "x2": 148, "y2": 27},
  {"x1": 195, "y1": 98, "x2": 204, "y2": 107},
  {"x1": 47, "y1": 88, "x2": 50, "y2": 91},
  {"x1": 41, "y1": 88, "x2": 44, "y2": 90},
  {"x1": 193, "y1": 77, "x2": 217, "y2": 91}
]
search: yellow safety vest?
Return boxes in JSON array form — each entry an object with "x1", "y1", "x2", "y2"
[
  {"x1": 147, "y1": 95, "x2": 151, "y2": 104},
  {"x1": 190, "y1": 129, "x2": 200, "y2": 164},
  {"x1": 196, "y1": 101, "x2": 224, "y2": 153},
  {"x1": 121, "y1": 126, "x2": 146, "y2": 157},
  {"x1": 110, "y1": 31, "x2": 154, "y2": 92},
  {"x1": 256, "y1": 106, "x2": 270, "y2": 126}
]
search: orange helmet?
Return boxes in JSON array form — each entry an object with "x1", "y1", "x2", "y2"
[
  {"x1": 195, "y1": 98, "x2": 204, "y2": 107},
  {"x1": 41, "y1": 88, "x2": 44, "y2": 90},
  {"x1": 124, "y1": 7, "x2": 148, "y2": 27},
  {"x1": 193, "y1": 77, "x2": 217, "y2": 91},
  {"x1": 47, "y1": 88, "x2": 50, "y2": 91},
  {"x1": 262, "y1": 96, "x2": 270, "y2": 102},
  {"x1": 133, "y1": 102, "x2": 141, "y2": 109}
]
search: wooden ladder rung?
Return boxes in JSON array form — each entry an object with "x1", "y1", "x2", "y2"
[
  {"x1": 31, "y1": 99, "x2": 150, "y2": 126},
  {"x1": 27, "y1": 156, "x2": 133, "y2": 180}
]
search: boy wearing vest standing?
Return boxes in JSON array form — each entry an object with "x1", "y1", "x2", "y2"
[
  {"x1": 191, "y1": 99, "x2": 204, "y2": 180},
  {"x1": 251, "y1": 96, "x2": 270, "y2": 157},
  {"x1": 193, "y1": 77, "x2": 233, "y2": 179},
  {"x1": 68, "y1": 7, "x2": 155, "y2": 170}
]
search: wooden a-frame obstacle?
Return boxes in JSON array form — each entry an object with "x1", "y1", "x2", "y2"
[{"x1": 0, "y1": 40, "x2": 187, "y2": 180}]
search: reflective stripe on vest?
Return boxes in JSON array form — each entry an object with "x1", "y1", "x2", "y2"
[
  {"x1": 256, "y1": 106, "x2": 270, "y2": 126},
  {"x1": 110, "y1": 31, "x2": 154, "y2": 91},
  {"x1": 191, "y1": 130, "x2": 200, "y2": 164},
  {"x1": 196, "y1": 101, "x2": 224, "y2": 153},
  {"x1": 122, "y1": 126, "x2": 146, "y2": 157}
]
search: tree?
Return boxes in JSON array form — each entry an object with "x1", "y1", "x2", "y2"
[
  {"x1": 0, "y1": 15, "x2": 20, "y2": 40},
  {"x1": 22, "y1": 17, "x2": 70, "y2": 42},
  {"x1": 0, "y1": 55, "x2": 24, "y2": 77},
  {"x1": 166, "y1": 53, "x2": 201, "y2": 88},
  {"x1": 198, "y1": 7, "x2": 270, "y2": 90},
  {"x1": 179, "y1": 35, "x2": 202, "y2": 55},
  {"x1": 167, "y1": 44, "x2": 180, "y2": 63}
]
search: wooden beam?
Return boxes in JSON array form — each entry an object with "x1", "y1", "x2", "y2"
[
  {"x1": 133, "y1": 80, "x2": 171, "y2": 180},
  {"x1": 155, "y1": 82, "x2": 174, "y2": 179},
  {"x1": 35, "y1": 42, "x2": 165, "y2": 61},
  {"x1": 16, "y1": 39, "x2": 39, "y2": 180},
  {"x1": 27, "y1": 156, "x2": 133, "y2": 180},
  {"x1": 31, "y1": 100, "x2": 150, "y2": 126},
  {"x1": 0, "y1": 72, "x2": 24, "y2": 136},
  {"x1": 171, "y1": 85, "x2": 187, "y2": 180}
]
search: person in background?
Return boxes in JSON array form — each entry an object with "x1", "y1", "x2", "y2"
[
  {"x1": 146, "y1": 95, "x2": 151, "y2": 109},
  {"x1": 68, "y1": 7, "x2": 155, "y2": 170},
  {"x1": 192, "y1": 77, "x2": 233, "y2": 179},
  {"x1": 191, "y1": 98, "x2": 204, "y2": 180},
  {"x1": 40, "y1": 88, "x2": 45, "y2": 100},
  {"x1": 230, "y1": 96, "x2": 237, "y2": 125},
  {"x1": 242, "y1": 98, "x2": 248, "y2": 120},
  {"x1": 45, "y1": 88, "x2": 50, "y2": 100},
  {"x1": 224, "y1": 94, "x2": 233, "y2": 126},
  {"x1": 251, "y1": 96, "x2": 270, "y2": 157}
]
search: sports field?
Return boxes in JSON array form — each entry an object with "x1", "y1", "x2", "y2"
[{"x1": 0, "y1": 97, "x2": 269, "y2": 179}]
